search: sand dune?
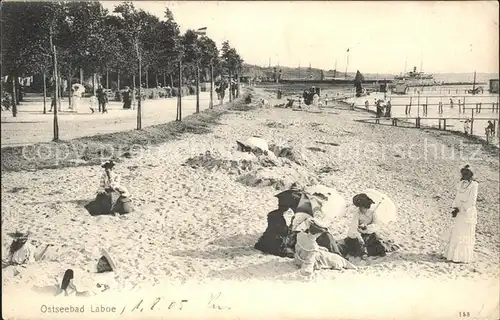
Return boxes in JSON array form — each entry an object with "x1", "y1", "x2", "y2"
[{"x1": 2, "y1": 88, "x2": 499, "y2": 319}]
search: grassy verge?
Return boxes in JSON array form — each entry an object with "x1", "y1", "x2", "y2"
[{"x1": 1, "y1": 90, "x2": 256, "y2": 173}]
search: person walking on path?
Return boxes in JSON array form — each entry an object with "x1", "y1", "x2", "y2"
[{"x1": 96, "y1": 85, "x2": 108, "y2": 113}]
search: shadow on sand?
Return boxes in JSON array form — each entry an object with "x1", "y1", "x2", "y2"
[
  {"x1": 208, "y1": 233, "x2": 262, "y2": 247},
  {"x1": 170, "y1": 245, "x2": 259, "y2": 260},
  {"x1": 208, "y1": 259, "x2": 297, "y2": 281}
]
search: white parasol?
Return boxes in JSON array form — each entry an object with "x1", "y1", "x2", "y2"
[
  {"x1": 72, "y1": 83, "x2": 85, "y2": 96},
  {"x1": 305, "y1": 185, "x2": 347, "y2": 219},
  {"x1": 364, "y1": 189, "x2": 397, "y2": 224}
]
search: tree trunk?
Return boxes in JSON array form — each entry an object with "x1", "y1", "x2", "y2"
[
  {"x1": 137, "y1": 59, "x2": 142, "y2": 130},
  {"x1": 117, "y1": 70, "x2": 120, "y2": 90},
  {"x1": 236, "y1": 73, "x2": 240, "y2": 98},
  {"x1": 92, "y1": 73, "x2": 96, "y2": 97},
  {"x1": 11, "y1": 75, "x2": 17, "y2": 117},
  {"x1": 79, "y1": 68, "x2": 83, "y2": 84},
  {"x1": 170, "y1": 74, "x2": 174, "y2": 87},
  {"x1": 53, "y1": 45, "x2": 59, "y2": 141},
  {"x1": 155, "y1": 74, "x2": 159, "y2": 88},
  {"x1": 43, "y1": 70, "x2": 47, "y2": 114},
  {"x1": 145, "y1": 70, "x2": 149, "y2": 88},
  {"x1": 15, "y1": 76, "x2": 22, "y2": 102},
  {"x1": 58, "y1": 71, "x2": 62, "y2": 111},
  {"x1": 195, "y1": 64, "x2": 200, "y2": 113},
  {"x1": 106, "y1": 69, "x2": 109, "y2": 89},
  {"x1": 209, "y1": 63, "x2": 214, "y2": 109},
  {"x1": 132, "y1": 74, "x2": 136, "y2": 88},
  {"x1": 68, "y1": 70, "x2": 72, "y2": 109},
  {"x1": 177, "y1": 60, "x2": 182, "y2": 121},
  {"x1": 229, "y1": 71, "x2": 232, "y2": 102},
  {"x1": 163, "y1": 73, "x2": 166, "y2": 88}
]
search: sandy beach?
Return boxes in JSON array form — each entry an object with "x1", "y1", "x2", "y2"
[{"x1": 2, "y1": 87, "x2": 499, "y2": 319}]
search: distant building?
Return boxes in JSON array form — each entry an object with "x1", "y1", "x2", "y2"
[{"x1": 489, "y1": 79, "x2": 499, "y2": 94}]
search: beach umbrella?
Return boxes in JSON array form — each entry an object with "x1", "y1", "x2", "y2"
[
  {"x1": 72, "y1": 83, "x2": 85, "y2": 96},
  {"x1": 305, "y1": 185, "x2": 347, "y2": 218},
  {"x1": 364, "y1": 189, "x2": 397, "y2": 224},
  {"x1": 275, "y1": 189, "x2": 314, "y2": 216}
]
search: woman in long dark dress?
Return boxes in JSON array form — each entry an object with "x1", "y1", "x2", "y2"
[
  {"x1": 85, "y1": 160, "x2": 133, "y2": 216},
  {"x1": 254, "y1": 203, "x2": 294, "y2": 258},
  {"x1": 342, "y1": 193, "x2": 398, "y2": 259},
  {"x1": 122, "y1": 87, "x2": 132, "y2": 109}
]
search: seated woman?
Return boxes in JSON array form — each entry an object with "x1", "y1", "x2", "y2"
[
  {"x1": 4, "y1": 232, "x2": 51, "y2": 266},
  {"x1": 254, "y1": 202, "x2": 294, "y2": 258},
  {"x1": 85, "y1": 160, "x2": 133, "y2": 216},
  {"x1": 294, "y1": 219, "x2": 357, "y2": 277},
  {"x1": 343, "y1": 194, "x2": 399, "y2": 259}
]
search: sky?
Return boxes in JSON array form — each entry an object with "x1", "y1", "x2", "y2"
[{"x1": 101, "y1": 1, "x2": 499, "y2": 74}]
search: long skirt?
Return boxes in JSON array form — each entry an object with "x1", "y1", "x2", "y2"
[
  {"x1": 342, "y1": 233, "x2": 398, "y2": 257},
  {"x1": 316, "y1": 232, "x2": 344, "y2": 256},
  {"x1": 85, "y1": 189, "x2": 120, "y2": 216},
  {"x1": 441, "y1": 208, "x2": 477, "y2": 263},
  {"x1": 112, "y1": 196, "x2": 133, "y2": 215}
]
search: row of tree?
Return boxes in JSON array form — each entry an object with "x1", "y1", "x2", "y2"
[{"x1": 1, "y1": 1, "x2": 244, "y2": 122}]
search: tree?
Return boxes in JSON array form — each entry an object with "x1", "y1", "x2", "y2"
[
  {"x1": 113, "y1": 2, "x2": 162, "y2": 128},
  {"x1": 197, "y1": 36, "x2": 219, "y2": 108},
  {"x1": 220, "y1": 41, "x2": 243, "y2": 101}
]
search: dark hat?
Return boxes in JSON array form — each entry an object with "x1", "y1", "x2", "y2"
[
  {"x1": 100, "y1": 160, "x2": 115, "y2": 169},
  {"x1": 352, "y1": 193, "x2": 375, "y2": 209}
]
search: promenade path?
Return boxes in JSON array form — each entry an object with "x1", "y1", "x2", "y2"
[{"x1": 1, "y1": 91, "x2": 219, "y2": 147}]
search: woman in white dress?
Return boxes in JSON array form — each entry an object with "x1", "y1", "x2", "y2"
[{"x1": 441, "y1": 165, "x2": 478, "y2": 263}]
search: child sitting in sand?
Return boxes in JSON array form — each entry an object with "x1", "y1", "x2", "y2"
[
  {"x1": 3, "y1": 232, "x2": 51, "y2": 266},
  {"x1": 56, "y1": 269, "x2": 78, "y2": 296},
  {"x1": 294, "y1": 219, "x2": 356, "y2": 277},
  {"x1": 55, "y1": 269, "x2": 92, "y2": 297}
]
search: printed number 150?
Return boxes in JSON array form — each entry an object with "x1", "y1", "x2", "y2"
[{"x1": 459, "y1": 312, "x2": 470, "y2": 317}]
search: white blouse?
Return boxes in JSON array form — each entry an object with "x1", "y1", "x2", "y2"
[
  {"x1": 346, "y1": 207, "x2": 379, "y2": 238},
  {"x1": 98, "y1": 171, "x2": 129, "y2": 196},
  {"x1": 452, "y1": 180, "x2": 478, "y2": 211}
]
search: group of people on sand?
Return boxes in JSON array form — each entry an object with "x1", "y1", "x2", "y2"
[
  {"x1": 302, "y1": 87, "x2": 319, "y2": 106},
  {"x1": 254, "y1": 190, "x2": 399, "y2": 276},
  {"x1": 3, "y1": 159, "x2": 132, "y2": 295},
  {"x1": 255, "y1": 164, "x2": 479, "y2": 277}
]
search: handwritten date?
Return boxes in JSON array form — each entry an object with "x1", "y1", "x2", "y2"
[{"x1": 119, "y1": 292, "x2": 231, "y2": 315}]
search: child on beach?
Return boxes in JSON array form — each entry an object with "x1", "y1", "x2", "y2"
[
  {"x1": 4, "y1": 232, "x2": 51, "y2": 266},
  {"x1": 56, "y1": 269, "x2": 78, "y2": 296},
  {"x1": 294, "y1": 219, "x2": 356, "y2": 277}
]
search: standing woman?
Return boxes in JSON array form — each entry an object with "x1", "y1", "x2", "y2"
[{"x1": 441, "y1": 165, "x2": 478, "y2": 263}]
